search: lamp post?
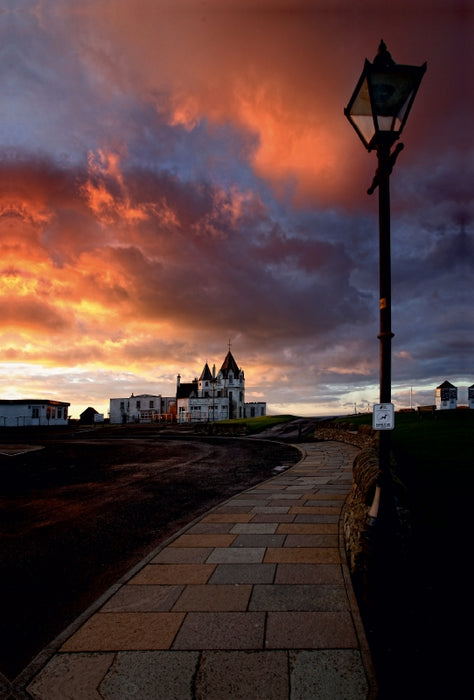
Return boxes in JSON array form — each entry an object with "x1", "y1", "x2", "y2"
[{"x1": 345, "y1": 41, "x2": 426, "y2": 524}]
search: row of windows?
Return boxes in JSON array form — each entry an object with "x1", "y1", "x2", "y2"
[
  {"x1": 30, "y1": 406, "x2": 66, "y2": 419},
  {"x1": 120, "y1": 400, "x2": 155, "y2": 411}
]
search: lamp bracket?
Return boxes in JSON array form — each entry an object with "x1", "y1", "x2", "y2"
[{"x1": 367, "y1": 142, "x2": 404, "y2": 195}]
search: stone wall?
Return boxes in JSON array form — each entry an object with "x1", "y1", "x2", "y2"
[
  {"x1": 314, "y1": 423, "x2": 409, "y2": 577},
  {"x1": 314, "y1": 421, "x2": 376, "y2": 449},
  {"x1": 343, "y1": 445, "x2": 381, "y2": 576}
]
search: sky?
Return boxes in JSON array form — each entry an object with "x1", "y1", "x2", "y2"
[{"x1": 0, "y1": 0, "x2": 472, "y2": 419}]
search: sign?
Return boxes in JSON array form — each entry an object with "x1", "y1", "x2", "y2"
[{"x1": 372, "y1": 403, "x2": 395, "y2": 430}]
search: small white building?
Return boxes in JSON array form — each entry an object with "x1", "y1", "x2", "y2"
[
  {"x1": 436, "y1": 380, "x2": 458, "y2": 410},
  {"x1": 109, "y1": 393, "x2": 175, "y2": 424},
  {"x1": 0, "y1": 399, "x2": 70, "y2": 427},
  {"x1": 244, "y1": 402, "x2": 267, "y2": 418},
  {"x1": 468, "y1": 384, "x2": 474, "y2": 410}
]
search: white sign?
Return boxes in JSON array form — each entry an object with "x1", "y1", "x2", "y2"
[{"x1": 372, "y1": 403, "x2": 395, "y2": 430}]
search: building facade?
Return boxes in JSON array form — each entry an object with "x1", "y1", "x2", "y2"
[
  {"x1": 177, "y1": 350, "x2": 248, "y2": 424},
  {"x1": 109, "y1": 351, "x2": 265, "y2": 425},
  {"x1": 436, "y1": 380, "x2": 458, "y2": 410},
  {"x1": 244, "y1": 402, "x2": 267, "y2": 418},
  {"x1": 109, "y1": 394, "x2": 175, "y2": 424},
  {"x1": 0, "y1": 399, "x2": 70, "y2": 427}
]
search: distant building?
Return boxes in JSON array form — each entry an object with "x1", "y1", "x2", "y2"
[
  {"x1": 436, "y1": 380, "x2": 458, "y2": 410},
  {"x1": 80, "y1": 407, "x2": 104, "y2": 424},
  {"x1": 177, "y1": 350, "x2": 246, "y2": 423},
  {"x1": 244, "y1": 402, "x2": 267, "y2": 418},
  {"x1": 109, "y1": 393, "x2": 175, "y2": 424},
  {"x1": 0, "y1": 399, "x2": 70, "y2": 427},
  {"x1": 468, "y1": 385, "x2": 474, "y2": 410},
  {"x1": 109, "y1": 350, "x2": 266, "y2": 425}
]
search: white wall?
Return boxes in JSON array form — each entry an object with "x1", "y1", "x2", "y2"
[{"x1": 0, "y1": 402, "x2": 69, "y2": 427}]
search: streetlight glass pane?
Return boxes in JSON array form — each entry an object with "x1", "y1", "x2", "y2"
[
  {"x1": 370, "y1": 71, "x2": 417, "y2": 118},
  {"x1": 350, "y1": 115, "x2": 375, "y2": 145},
  {"x1": 350, "y1": 77, "x2": 372, "y2": 115}
]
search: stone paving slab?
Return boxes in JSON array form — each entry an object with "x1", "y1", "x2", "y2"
[
  {"x1": 130, "y1": 563, "x2": 216, "y2": 585},
  {"x1": 102, "y1": 585, "x2": 185, "y2": 613},
  {"x1": 265, "y1": 611, "x2": 359, "y2": 649},
  {"x1": 172, "y1": 584, "x2": 252, "y2": 612},
  {"x1": 60, "y1": 612, "x2": 186, "y2": 652},
  {"x1": 208, "y1": 563, "x2": 277, "y2": 584},
  {"x1": 173, "y1": 612, "x2": 266, "y2": 649},
  {"x1": 17, "y1": 441, "x2": 377, "y2": 699},
  {"x1": 231, "y1": 533, "x2": 286, "y2": 547}
]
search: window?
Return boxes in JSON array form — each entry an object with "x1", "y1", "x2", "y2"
[
  {"x1": 136, "y1": 401, "x2": 141, "y2": 409},
  {"x1": 150, "y1": 401, "x2": 154, "y2": 409},
  {"x1": 120, "y1": 402, "x2": 124, "y2": 410},
  {"x1": 32, "y1": 407, "x2": 39, "y2": 419}
]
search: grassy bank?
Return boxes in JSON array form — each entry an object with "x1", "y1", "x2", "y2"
[
  {"x1": 215, "y1": 414, "x2": 298, "y2": 434},
  {"x1": 339, "y1": 409, "x2": 473, "y2": 698},
  {"x1": 338, "y1": 409, "x2": 473, "y2": 529}
]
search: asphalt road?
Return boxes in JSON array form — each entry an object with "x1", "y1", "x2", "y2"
[{"x1": 0, "y1": 426, "x2": 301, "y2": 680}]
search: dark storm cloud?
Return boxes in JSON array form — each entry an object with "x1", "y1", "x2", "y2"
[{"x1": 0, "y1": 0, "x2": 471, "y2": 416}]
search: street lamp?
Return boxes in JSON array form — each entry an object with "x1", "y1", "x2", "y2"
[{"x1": 345, "y1": 41, "x2": 426, "y2": 524}]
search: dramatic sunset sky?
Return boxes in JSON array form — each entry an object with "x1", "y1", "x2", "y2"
[{"x1": 1, "y1": 0, "x2": 471, "y2": 418}]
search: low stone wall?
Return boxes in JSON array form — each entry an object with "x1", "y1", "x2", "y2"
[
  {"x1": 315, "y1": 421, "x2": 376, "y2": 449},
  {"x1": 193, "y1": 422, "x2": 250, "y2": 436},
  {"x1": 343, "y1": 445, "x2": 380, "y2": 575},
  {"x1": 315, "y1": 423, "x2": 409, "y2": 577}
]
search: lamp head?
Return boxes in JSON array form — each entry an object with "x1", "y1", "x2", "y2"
[{"x1": 345, "y1": 41, "x2": 426, "y2": 151}]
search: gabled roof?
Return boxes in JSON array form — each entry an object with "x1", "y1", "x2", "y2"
[
  {"x1": 177, "y1": 382, "x2": 198, "y2": 399},
  {"x1": 437, "y1": 380, "x2": 456, "y2": 389},
  {"x1": 219, "y1": 350, "x2": 241, "y2": 378},
  {"x1": 199, "y1": 363, "x2": 213, "y2": 381}
]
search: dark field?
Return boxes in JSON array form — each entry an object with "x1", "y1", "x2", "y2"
[
  {"x1": 340, "y1": 409, "x2": 473, "y2": 699},
  {"x1": 0, "y1": 426, "x2": 301, "y2": 680}
]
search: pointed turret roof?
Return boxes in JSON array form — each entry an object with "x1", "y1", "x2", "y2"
[
  {"x1": 437, "y1": 380, "x2": 456, "y2": 389},
  {"x1": 199, "y1": 362, "x2": 213, "y2": 381},
  {"x1": 219, "y1": 350, "x2": 241, "y2": 378}
]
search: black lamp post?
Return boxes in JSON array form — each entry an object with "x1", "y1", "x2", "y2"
[{"x1": 345, "y1": 41, "x2": 426, "y2": 523}]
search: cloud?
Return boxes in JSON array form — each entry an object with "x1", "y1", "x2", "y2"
[{"x1": 0, "y1": 1, "x2": 471, "y2": 416}]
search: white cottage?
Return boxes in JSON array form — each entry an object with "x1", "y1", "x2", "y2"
[
  {"x1": 436, "y1": 380, "x2": 458, "y2": 410},
  {"x1": 0, "y1": 399, "x2": 70, "y2": 427}
]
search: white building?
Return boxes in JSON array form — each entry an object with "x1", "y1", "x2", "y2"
[
  {"x1": 177, "y1": 350, "x2": 247, "y2": 423},
  {"x1": 109, "y1": 393, "x2": 175, "y2": 424},
  {"x1": 0, "y1": 399, "x2": 70, "y2": 427},
  {"x1": 244, "y1": 402, "x2": 267, "y2": 418},
  {"x1": 468, "y1": 384, "x2": 474, "y2": 410},
  {"x1": 109, "y1": 350, "x2": 266, "y2": 425},
  {"x1": 436, "y1": 380, "x2": 458, "y2": 410}
]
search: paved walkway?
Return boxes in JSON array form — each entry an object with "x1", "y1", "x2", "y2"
[{"x1": 17, "y1": 442, "x2": 377, "y2": 699}]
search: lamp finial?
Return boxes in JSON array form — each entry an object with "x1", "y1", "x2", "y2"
[{"x1": 373, "y1": 40, "x2": 395, "y2": 69}]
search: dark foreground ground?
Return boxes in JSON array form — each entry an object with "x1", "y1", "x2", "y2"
[
  {"x1": 2, "y1": 418, "x2": 469, "y2": 698},
  {"x1": 0, "y1": 425, "x2": 301, "y2": 680}
]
